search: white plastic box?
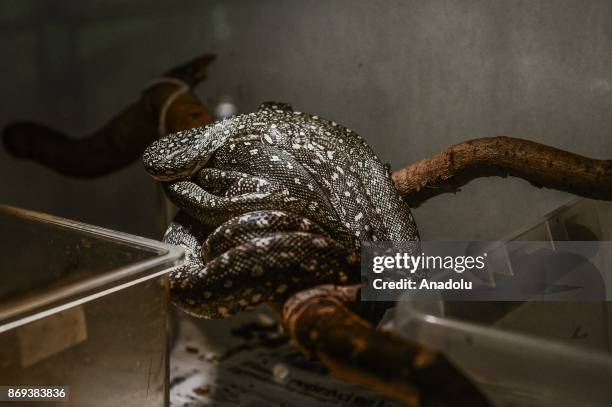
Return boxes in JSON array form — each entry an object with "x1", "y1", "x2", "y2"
[{"x1": 393, "y1": 199, "x2": 612, "y2": 406}]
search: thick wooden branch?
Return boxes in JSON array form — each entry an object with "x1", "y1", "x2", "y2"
[
  {"x1": 392, "y1": 136, "x2": 612, "y2": 207},
  {"x1": 283, "y1": 285, "x2": 491, "y2": 406},
  {"x1": 2, "y1": 54, "x2": 216, "y2": 177}
]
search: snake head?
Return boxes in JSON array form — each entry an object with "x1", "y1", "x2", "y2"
[
  {"x1": 143, "y1": 120, "x2": 236, "y2": 181},
  {"x1": 143, "y1": 126, "x2": 213, "y2": 181}
]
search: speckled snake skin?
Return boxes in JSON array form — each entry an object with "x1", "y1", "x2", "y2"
[{"x1": 143, "y1": 102, "x2": 419, "y2": 318}]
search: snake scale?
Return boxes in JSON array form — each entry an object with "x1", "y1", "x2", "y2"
[{"x1": 143, "y1": 102, "x2": 419, "y2": 318}]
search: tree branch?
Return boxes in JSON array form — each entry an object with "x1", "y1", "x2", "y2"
[
  {"x1": 2, "y1": 54, "x2": 216, "y2": 177},
  {"x1": 282, "y1": 284, "x2": 490, "y2": 406},
  {"x1": 392, "y1": 136, "x2": 612, "y2": 208}
]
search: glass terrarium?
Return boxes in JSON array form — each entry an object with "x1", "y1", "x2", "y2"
[{"x1": 0, "y1": 205, "x2": 183, "y2": 407}]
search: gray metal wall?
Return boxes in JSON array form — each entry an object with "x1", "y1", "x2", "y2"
[{"x1": 1, "y1": 0, "x2": 611, "y2": 239}]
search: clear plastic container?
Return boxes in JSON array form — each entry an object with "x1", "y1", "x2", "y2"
[
  {"x1": 0, "y1": 205, "x2": 183, "y2": 406},
  {"x1": 392, "y1": 199, "x2": 612, "y2": 406}
]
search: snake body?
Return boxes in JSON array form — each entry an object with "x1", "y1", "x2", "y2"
[{"x1": 143, "y1": 102, "x2": 419, "y2": 318}]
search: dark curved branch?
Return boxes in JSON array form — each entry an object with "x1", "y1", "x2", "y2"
[
  {"x1": 392, "y1": 136, "x2": 612, "y2": 208},
  {"x1": 282, "y1": 284, "x2": 491, "y2": 407},
  {"x1": 163, "y1": 53, "x2": 216, "y2": 87},
  {"x1": 2, "y1": 54, "x2": 216, "y2": 177}
]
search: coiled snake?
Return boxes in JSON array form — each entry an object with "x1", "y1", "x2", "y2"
[{"x1": 143, "y1": 102, "x2": 419, "y2": 318}]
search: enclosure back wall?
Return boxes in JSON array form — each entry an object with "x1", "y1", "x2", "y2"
[{"x1": 2, "y1": 0, "x2": 611, "y2": 239}]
